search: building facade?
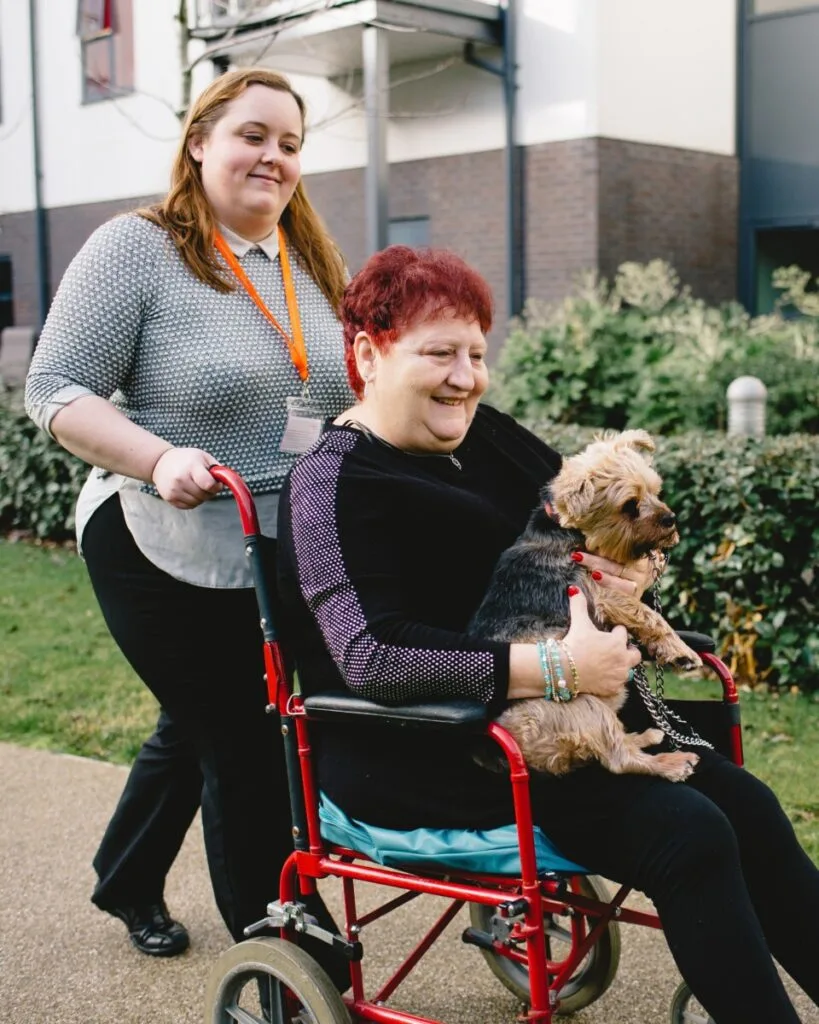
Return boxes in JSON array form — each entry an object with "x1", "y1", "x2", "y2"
[{"x1": 1, "y1": 0, "x2": 743, "y2": 355}]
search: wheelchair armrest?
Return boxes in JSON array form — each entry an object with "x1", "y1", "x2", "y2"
[
  {"x1": 676, "y1": 631, "x2": 716, "y2": 654},
  {"x1": 302, "y1": 693, "x2": 490, "y2": 731}
]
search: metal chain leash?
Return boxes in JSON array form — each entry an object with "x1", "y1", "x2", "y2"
[{"x1": 631, "y1": 554, "x2": 713, "y2": 752}]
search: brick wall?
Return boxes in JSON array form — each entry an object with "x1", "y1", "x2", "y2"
[
  {"x1": 0, "y1": 210, "x2": 39, "y2": 329},
  {"x1": 597, "y1": 138, "x2": 738, "y2": 304},
  {"x1": 2, "y1": 138, "x2": 738, "y2": 344},
  {"x1": 524, "y1": 138, "x2": 599, "y2": 305},
  {"x1": 305, "y1": 150, "x2": 510, "y2": 351}
]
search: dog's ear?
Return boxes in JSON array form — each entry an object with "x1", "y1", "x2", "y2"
[
  {"x1": 552, "y1": 467, "x2": 596, "y2": 524},
  {"x1": 616, "y1": 429, "x2": 655, "y2": 455}
]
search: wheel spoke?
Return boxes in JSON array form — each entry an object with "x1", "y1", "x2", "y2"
[{"x1": 225, "y1": 1003, "x2": 267, "y2": 1024}]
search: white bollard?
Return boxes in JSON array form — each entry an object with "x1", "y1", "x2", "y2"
[{"x1": 726, "y1": 376, "x2": 767, "y2": 438}]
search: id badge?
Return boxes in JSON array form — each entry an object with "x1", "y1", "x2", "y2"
[{"x1": 279, "y1": 395, "x2": 326, "y2": 454}]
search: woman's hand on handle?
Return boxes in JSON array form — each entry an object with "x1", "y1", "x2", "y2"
[
  {"x1": 152, "y1": 447, "x2": 223, "y2": 509},
  {"x1": 563, "y1": 586, "x2": 641, "y2": 699}
]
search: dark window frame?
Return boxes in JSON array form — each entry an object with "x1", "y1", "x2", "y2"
[
  {"x1": 0, "y1": 255, "x2": 14, "y2": 332},
  {"x1": 388, "y1": 216, "x2": 431, "y2": 248}
]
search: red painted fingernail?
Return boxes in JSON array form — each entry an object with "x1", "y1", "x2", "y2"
[
  {"x1": 591, "y1": 571, "x2": 603, "y2": 581},
  {"x1": 567, "y1": 585, "x2": 580, "y2": 596},
  {"x1": 570, "y1": 551, "x2": 583, "y2": 562}
]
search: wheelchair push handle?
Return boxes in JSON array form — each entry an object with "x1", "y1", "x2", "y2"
[
  {"x1": 209, "y1": 465, "x2": 278, "y2": 647},
  {"x1": 209, "y1": 464, "x2": 261, "y2": 537}
]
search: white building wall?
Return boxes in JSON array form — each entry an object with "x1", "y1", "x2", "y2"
[
  {"x1": 295, "y1": 0, "x2": 602, "y2": 175},
  {"x1": 597, "y1": 0, "x2": 736, "y2": 156},
  {"x1": 0, "y1": 0, "x2": 216, "y2": 214},
  {"x1": 38, "y1": 0, "x2": 187, "y2": 209},
  {"x1": 0, "y1": 0, "x2": 37, "y2": 213},
  {"x1": 280, "y1": 0, "x2": 736, "y2": 176},
  {"x1": 0, "y1": 0, "x2": 736, "y2": 213}
]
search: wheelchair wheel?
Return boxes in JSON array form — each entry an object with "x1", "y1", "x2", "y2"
[
  {"x1": 669, "y1": 981, "x2": 715, "y2": 1024},
  {"x1": 469, "y1": 875, "x2": 621, "y2": 1014},
  {"x1": 204, "y1": 937, "x2": 351, "y2": 1024}
]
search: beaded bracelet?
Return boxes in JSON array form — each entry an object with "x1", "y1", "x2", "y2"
[
  {"x1": 546, "y1": 638, "x2": 574, "y2": 703},
  {"x1": 536, "y1": 640, "x2": 555, "y2": 701},
  {"x1": 557, "y1": 639, "x2": 580, "y2": 698}
]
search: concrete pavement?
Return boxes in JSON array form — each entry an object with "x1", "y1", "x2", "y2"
[{"x1": 1, "y1": 741, "x2": 816, "y2": 1024}]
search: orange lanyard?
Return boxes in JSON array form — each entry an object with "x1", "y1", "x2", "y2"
[{"x1": 214, "y1": 225, "x2": 309, "y2": 383}]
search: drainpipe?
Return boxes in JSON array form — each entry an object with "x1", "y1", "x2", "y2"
[
  {"x1": 465, "y1": 0, "x2": 523, "y2": 320},
  {"x1": 28, "y1": 0, "x2": 50, "y2": 329}
]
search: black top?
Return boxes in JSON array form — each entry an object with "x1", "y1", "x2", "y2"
[{"x1": 277, "y1": 404, "x2": 563, "y2": 828}]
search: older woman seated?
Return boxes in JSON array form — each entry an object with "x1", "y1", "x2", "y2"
[{"x1": 276, "y1": 245, "x2": 819, "y2": 1024}]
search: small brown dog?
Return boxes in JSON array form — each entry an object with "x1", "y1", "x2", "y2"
[{"x1": 468, "y1": 429, "x2": 700, "y2": 782}]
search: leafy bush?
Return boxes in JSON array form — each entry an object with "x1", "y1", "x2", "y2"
[
  {"x1": 0, "y1": 390, "x2": 85, "y2": 541},
  {"x1": 491, "y1": 261, "x2": 819, "y2": 436},
  {"x1": 531, "y1": 423, "x2": 819, "y2": 693}
]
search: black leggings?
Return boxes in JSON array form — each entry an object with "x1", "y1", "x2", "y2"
[{"x1": 530, "y1": 750, "x2": 819, "y2": 1024}]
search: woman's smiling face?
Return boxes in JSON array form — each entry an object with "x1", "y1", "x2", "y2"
[
  {"x1": 356, "y1": 314, "x2": 489, "y2": 453},
  {"x1": 188, "y1": 83, "x2": 303, "y2": 240}
]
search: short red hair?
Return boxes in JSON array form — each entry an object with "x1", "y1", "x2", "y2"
[{"x1": 340, "y1": 246, "x2": 494, "y2": 398}]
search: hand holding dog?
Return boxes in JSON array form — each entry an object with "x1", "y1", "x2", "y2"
[
  {"x1": 563, "y1": 587, "x2": 642, "y2": 698},
  {"x1": 507, "y1": 588, "x2": 641, "y2": 702},
  {"x1": 572, "y1": 551, "x2": 655, "y2": 598}
]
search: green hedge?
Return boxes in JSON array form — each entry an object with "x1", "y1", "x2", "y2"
[
  {"x1": 531, "y1": 422, "x2": 819, "y2": 693},
  {"x1": 3, "y1": 389, "x2": 816, "y2": 693},
  {"x1": 0, "y1": 393, "x2": 85, "y2": 541},
  {"x1": 490, "y1": 262, "x2": 819, "y2": 436}
]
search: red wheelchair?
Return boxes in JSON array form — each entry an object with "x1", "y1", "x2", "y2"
[{"x1": 204, "y1": 467, "x2": 743, "y2": 1024}]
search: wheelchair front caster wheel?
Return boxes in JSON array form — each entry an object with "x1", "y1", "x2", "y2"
[
  {"x1": 669, "y1": 981, "x2": 715, "y2": 1024},
  {"x1": 204, "y1": 937, "x2": 351, "y2": 1024}
]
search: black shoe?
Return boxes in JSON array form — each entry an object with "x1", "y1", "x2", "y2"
[{"x1": 100, "y1": 900, "x2": 190, "y2": 957}]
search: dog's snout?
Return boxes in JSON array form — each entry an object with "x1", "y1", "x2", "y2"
[{"x1": 659, "y1": 512, "x2": 676, "y2": 528}]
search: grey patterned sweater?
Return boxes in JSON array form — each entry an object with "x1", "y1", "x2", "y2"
[{"x1": 25, "y1": 213, "x2": 352, "y2": 496}]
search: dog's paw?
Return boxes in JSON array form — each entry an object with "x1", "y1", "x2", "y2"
[
  {"x1": 651, "y1": 751, "x2": 699, "y2": 783},
  {"x1": 671, "y1": 650, "x2": 703, "y2": 672},
  {"x1": 650, "y1": 637, "x2": 703, "y2": 671}
]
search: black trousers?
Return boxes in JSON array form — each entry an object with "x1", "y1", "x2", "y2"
[
  {"x1": 528, "y1": 749, "x2": 819, "y2": 1024},
  {"x1": 84, "y1": 495, "x2": 293, "y2": 942}
]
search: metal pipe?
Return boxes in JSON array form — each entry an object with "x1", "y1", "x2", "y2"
[
  {"x1": 27, "y1": 0, "x2": 50, "y2": 329},
  {"x1": 464, "y1": 0, "x2": 524, "y2": 321},
  {"x1": 363, "y1": 25, "x2": 389, "y2": 255},
  {"x1": 502, "y1": 0, "x2": 523, "y2": 319}
]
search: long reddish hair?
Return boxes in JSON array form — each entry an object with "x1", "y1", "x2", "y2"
[
  {"x1": 138, "y1": 68, "x2": 346, "y2": 310},
  {"x1": 340, "y1": 246, "x2": 494, "y2": 396}
]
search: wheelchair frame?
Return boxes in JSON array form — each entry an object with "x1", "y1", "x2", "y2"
[{"x1": 206, "y1": 466, "x2": 743, "y2": 1024}]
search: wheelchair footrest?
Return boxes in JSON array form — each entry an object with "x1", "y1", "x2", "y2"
[{"x1": 462, "y1": 926, "x2": 497, "y2": 952}]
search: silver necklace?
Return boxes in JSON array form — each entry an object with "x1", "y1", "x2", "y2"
[{"x1": 340, "y1": 420, "x2": 462, "y2": 470}]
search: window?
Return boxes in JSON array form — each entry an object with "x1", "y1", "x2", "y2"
[
  {"x1": 388, "y1": 217, "x2": 430, "y2": 248},
  {"x1": 77, "y1": 0, "x2": 134, "y2": 103},
  {"x1": 0, "y1": 257, "x2": 13, "y2": 333},
  {"x1": 754, "y1": 227, "x2": 819, "y2": 313}
]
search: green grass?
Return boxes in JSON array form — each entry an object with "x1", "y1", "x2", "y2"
[
  {"x1": 0, "y1": 538, "x2": 158, "y2": 763},
  {"x1": 2, "y1": 539, "x2": 818, "y2": 863},
  {"x1": 664, "y1": 672, "x2": 819, "y2": 864}
]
